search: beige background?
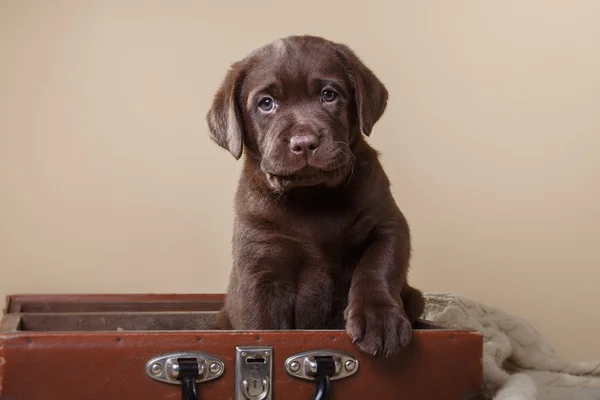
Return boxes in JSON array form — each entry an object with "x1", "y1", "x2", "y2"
[{"x1": 1, "y1": 1, "x2": 599, "y2": 361}]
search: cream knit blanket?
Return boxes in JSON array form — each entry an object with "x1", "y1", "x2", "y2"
[{"x1": 422, "y1": 293, "x2": 600, "y2": 400}]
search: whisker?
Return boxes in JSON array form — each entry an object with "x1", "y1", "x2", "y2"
[
  {"x1": 250, "y1": 168, "x2": 261, "y2": 181},
  {"x1": 334, "y1": 141, "x2": 356, "y2": 186}
]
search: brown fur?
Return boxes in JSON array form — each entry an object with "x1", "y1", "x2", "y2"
[{"x1": 207, "y1": 35, "x2": 425, "y2": 357}]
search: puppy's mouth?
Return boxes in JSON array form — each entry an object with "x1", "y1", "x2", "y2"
[
  {"x1": 260, "y1": 146, "x2": 356, "y2": 192},
  {"x1": 264, "y1": 165, "x2": 350, "y2": 192}
]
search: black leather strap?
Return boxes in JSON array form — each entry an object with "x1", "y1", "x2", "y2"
[
  {"x1": 313, "y1": 374, "x2": 332, "y2": 400},
  {"x1": 312, "y1": 356, "x2": 336, "y2": 400},
  {"x1": 177, "y1": 358, "x2": 200, "y2": 400},
  {"x1": 181, "y1": 376, "x2": 198, "y2": 400}
]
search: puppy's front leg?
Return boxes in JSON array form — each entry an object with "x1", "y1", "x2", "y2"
[
  {"x1": 344, "y1": 226, "x2": 413, "y2": 357},
  {"x1": 236, "y1": 269, "x2": 295, "y2": 330},
  {"x1": 228, "y1": 236, "x2": 298, "y2": 330}
]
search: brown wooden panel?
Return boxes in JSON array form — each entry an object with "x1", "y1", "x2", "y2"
[
  {"x1": 18, "y1": 300, "x2": 224, "y2": 313},
  {"x1": 19, "y1": 311, "x2": 217, "y2": 332},
  {"x1": 6, "y1": 293, "x2": 226, "y2": 314},
  {"x1": 0, "y1": 329, "x2": 483, "y2": 400}
]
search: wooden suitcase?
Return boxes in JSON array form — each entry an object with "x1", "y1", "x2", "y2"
[{"x1": 0, "y1": 294, "x2": 484, "y2": 400}]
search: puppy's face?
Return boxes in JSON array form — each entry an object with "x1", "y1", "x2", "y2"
[
  {"x1": 207, "y1": 36, "x2": 388, "y2": 192},
  {"x1": 242, "y1": 41, "x2": 354, "y2": 191}
]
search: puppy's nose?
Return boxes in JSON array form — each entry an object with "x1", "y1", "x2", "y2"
[{"x1": 289, "y1": 134, "x2": 320, "y2": 157}]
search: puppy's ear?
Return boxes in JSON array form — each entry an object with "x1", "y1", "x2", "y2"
[
  {"x1": 335, "y1": 44, "x2": 389, "y2": 136},
  {"x1": 206, "y1": 61, "x2": 246, "y2": 159}
]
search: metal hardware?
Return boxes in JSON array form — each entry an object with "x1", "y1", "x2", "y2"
[
  {"x1": 209, "y1": 362, "x2": 222, "y2": 375},
  {"x1": 236, "y1": 346, "x2": 273, "y2": 400},
  {"x1": 289, "y1": 361, "x2": 301, "y2": 372},
  {"x1": 284, "y1": 350, "x2": 359, "y2": 381},
  {"x1": 344, "y1": 360, "x2": 356, "y2": 371},
  {"x1": 150, "y1": 362, "x2": 163, "y2": 375},
  {"x1": 145, "y1": 352, "x2": 225, "y2": 385}
]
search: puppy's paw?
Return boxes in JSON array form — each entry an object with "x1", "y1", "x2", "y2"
[{"x1": 344, "y1": 298, "x2": 412, "y2": 358}]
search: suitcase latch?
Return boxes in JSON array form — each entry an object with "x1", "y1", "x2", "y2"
[
  {"x1": 146, "y1": 352, "x2": 225, "y2": 400},
  {"x1": 235, "y1": 346, "x2": 273, "y2": 400},
  {"x1": 285, "y1": 350, "x2": 358, "y2": 400}
]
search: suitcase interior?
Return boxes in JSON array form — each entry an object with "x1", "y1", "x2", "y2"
[{"x1": 2, "y1": 293, "x2": 450, "y2": 332}]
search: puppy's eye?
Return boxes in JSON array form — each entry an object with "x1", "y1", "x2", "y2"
[
  {"x1": 321, "y1": 89, "x2": 337, "y2": 102},
  {"x1": 258, "y1": 97, "x2": 275, "y2": 112}
]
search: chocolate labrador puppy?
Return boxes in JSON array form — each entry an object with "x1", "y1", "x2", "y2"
[{"x1": 207, "y1": 35, "x2": 424, "y2": 357}]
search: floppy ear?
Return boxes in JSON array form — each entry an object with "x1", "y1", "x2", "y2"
[
  {"x1": 206, "y1": 61, "x2": 246, "y2": 159},
  {"x1": 335, "y1": 44, "x2": 389, "y2": 136}
]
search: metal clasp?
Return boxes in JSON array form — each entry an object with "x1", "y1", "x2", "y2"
[
  {"x1": 145, "y1": 351, "x2": 225, "y2": 385},
  {"x1": 284, "y1": 350, "x2": 359, "y2": 381}
]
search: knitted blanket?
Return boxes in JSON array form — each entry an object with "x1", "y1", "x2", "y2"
[{"x1": 422, "y1": 293, "x2": 600, "y2": 400}]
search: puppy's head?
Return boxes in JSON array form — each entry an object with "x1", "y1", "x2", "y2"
[{"x1": 207, "y1": 35, "x2": 388, "y2": 192}]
